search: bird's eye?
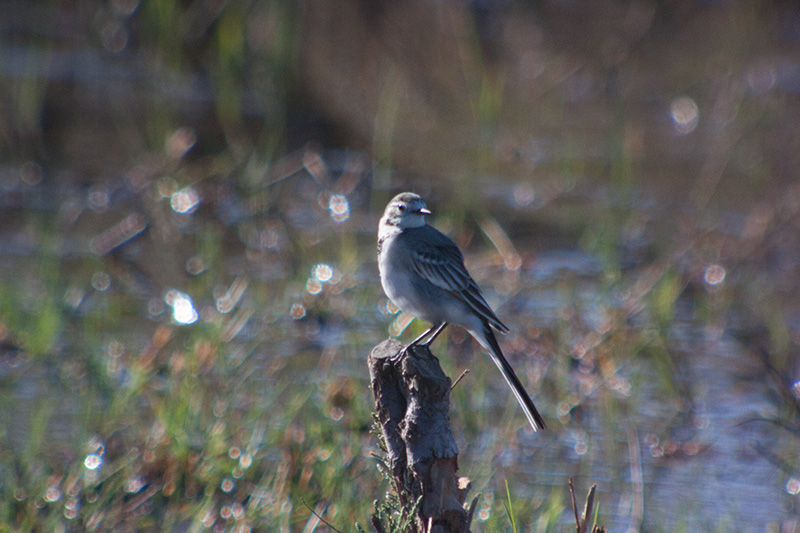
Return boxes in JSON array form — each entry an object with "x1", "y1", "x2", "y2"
[{"x1": 397, "y1": 204, "x2": 405, "y2": 211}]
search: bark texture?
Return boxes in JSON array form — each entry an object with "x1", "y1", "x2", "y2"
[{"x1": 369, "y1": 339, "x2": 474, "y2": 533}]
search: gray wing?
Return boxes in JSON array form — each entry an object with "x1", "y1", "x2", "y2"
[{"x1": 408, "y1": 226, "x2": 509, "y2": 332}]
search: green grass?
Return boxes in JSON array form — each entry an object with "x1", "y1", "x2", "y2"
[{"x1": 1, "y1": 149, "x2": 797, "y2": 531}]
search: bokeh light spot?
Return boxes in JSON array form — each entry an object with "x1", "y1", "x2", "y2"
[
  {"x1": 513, "y1": 184, "x2": 535, "y2": 207},
  {"x1": 389, "y1": 312, "x2": 414, "y2": 337},
  {"x1": 64, "y1": 501, "x2": 78, "y2": 519},
  {"x1": 670, "y1": 96, "x2": 699, "y2": 134},
  {"x1": 186, "y1": 256, "x2": 206, "y2": 275},
  {"x1": 290, "y1": 303, "x2": 306, "y2": 320},
  {"x1": 84, "y1": 454, "x2": 102, "y2": 470},
  {"x1": 329, "y1": 194, "x2": 350, "y2": 222},
  {"x1": 20, "y1": 161, "x2": 43, "y2": 185},
  {"x1": 478, "y1": 492, "x2": 493, "y2": 521},
  {"x1": 91, "y1": 271, "x2": 111, "y2": 291},
  {"x1": 171, "y1": 187, "x2": 200, "y2": 214},
  {"x1": 165, "y1": 127, "x2": 197, "y2": 159},
  {"x1": 201, "y1": 509, "x2": 216, "y2": 528},
  {"x1": 165, "y1": 290, "x2": 198, "y2": 325},
  {"x1": 306, "y1": 278, "x2": 322, "y2": 295},
  {"x1": 704, "y1": 264, "x2": 726, "y2": 286},
  {"x1": 148, "y1": 298, "x2": 165, "y2": 317},
  {"x1": 125, "y1": 476, "x2": 145, "y2": 493},
  {"x1": 747, "y1": 63, "x2": 776, "y2": 94},
  {"x1": 157, "y1": 177, "x2": 178, "y2": 199},
  {"x1": 88, "y1": 186, "x2": 110, "y2": 212},
  {"x1": 313, "y1": 264, "x2": 333, "y2": 282},
  {"x1": 239, "y1": 453, "x2": 253, "y2": 469},
  {"x1": 317, "y1": 448, "x2": 332, "y2": 461}
]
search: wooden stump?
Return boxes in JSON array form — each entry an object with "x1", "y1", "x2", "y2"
[{"x1": 368, "y1": 339, "x2": 475, "y2": 533}]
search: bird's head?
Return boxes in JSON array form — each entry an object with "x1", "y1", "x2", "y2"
[{"x1": 380, "y1": 192, "x2": 431, "y2": 229}]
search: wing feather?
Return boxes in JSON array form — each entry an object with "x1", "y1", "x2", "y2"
[{"x1": 408, "y1": 228, "x2": 508, "y2": 332}]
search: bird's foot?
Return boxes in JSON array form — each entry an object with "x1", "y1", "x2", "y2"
[{"x1": 389, "y1": 343, "x2": 416, "y2": 364}]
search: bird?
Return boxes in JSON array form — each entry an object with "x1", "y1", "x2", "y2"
[{"x1": 377, "y1": 192, "x2": 545, "y2": 431}]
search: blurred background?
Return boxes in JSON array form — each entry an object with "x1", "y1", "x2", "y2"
[{"x1": 1, "y1": 0, "x2": 799, "y2": 530}]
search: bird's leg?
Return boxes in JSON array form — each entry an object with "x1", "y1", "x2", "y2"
[
  {"x1": 421, "y1": 322, "x2": 448, "y2": 348},
  {"x1": 392, "y1": 322, "x2": 448, "y2": 363},
  {"x1": 409, "y1": 322, "x2": 447, "y2": 348}
]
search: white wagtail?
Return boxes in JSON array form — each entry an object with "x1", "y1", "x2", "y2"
[{"x1": 378, "y1": 192, "x2": 545, "y2": 431}]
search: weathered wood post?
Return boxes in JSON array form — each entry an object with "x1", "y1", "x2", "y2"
[{"x1": 368, "y1": 339, "x2": 476, "y2": 532}]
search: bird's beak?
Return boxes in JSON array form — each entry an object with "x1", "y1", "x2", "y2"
[{"x1": 419, "y1": 207, "x2": 431, "y2": 215}]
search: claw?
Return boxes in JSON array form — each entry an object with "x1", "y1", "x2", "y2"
[{"x1": 389, "y1": 343, "x2": 413, "y2": 364}]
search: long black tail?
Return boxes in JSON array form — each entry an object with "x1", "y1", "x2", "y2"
[{"x1": 478, "y1": 326, "x2": 546, "y2": 432}]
